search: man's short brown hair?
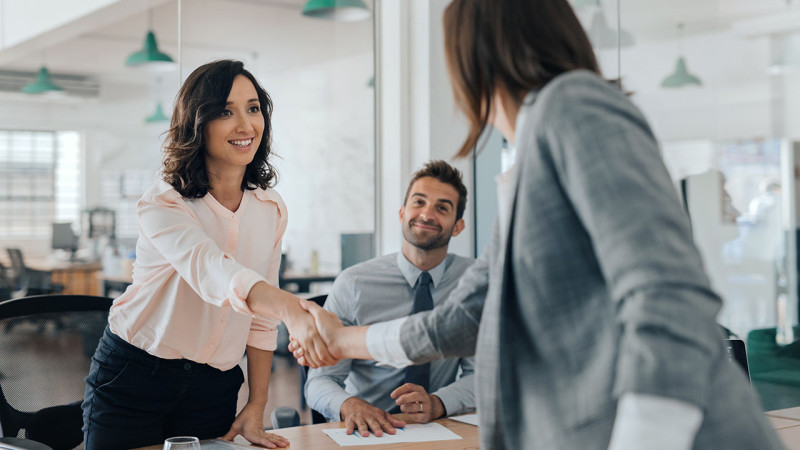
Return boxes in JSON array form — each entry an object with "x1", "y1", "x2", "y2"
[{"x1": 404, "y1": 160, "x2": 468, "y2": 220}]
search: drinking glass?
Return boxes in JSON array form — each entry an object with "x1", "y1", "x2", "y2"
[{"x1": 163, "y1": 436, "x2": 201, "y2": 450}]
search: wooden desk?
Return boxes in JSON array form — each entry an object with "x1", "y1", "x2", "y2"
[
  {"x1": 138, "y1": 415, "x2": 478, "y2": 449},
  {"x1": 768, "y1": 406, "x2": 800, "y2": 449},
  {"x1": 43, "y1": 260, "x2": 102, "y2": 296},
  {"x1": 0, "y1": 255, "x2": 102, "y2": 296}
]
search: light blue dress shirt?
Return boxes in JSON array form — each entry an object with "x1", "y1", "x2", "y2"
[{"x1": 304, "y1": 252, "x2": 476, "y2": 421}]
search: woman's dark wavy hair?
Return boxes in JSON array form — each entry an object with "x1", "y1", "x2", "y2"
[
  {"x1": 162, "y1": 59, "x2": 277, "y2": 197},
  {"x1": 444, "y1": 0, "x2": 601, "y2": 158}
]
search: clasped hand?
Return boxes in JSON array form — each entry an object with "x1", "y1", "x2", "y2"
[
  {"x1": 284, "y1": 299, "x2": 340, "y2": 368},
  {"x1": 288, "y1": 299, "x2": 344, "y2": 366}
]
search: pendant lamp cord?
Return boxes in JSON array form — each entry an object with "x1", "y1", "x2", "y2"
[
  {"x1": 178, "y1": 0, "x2": 183, "y2": 83},
  {"x1": 616, "y1": 0, "x2": 621, "y2": 88}
]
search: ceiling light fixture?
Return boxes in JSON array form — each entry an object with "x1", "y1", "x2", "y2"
[
  {"x1": 587, "y1": 7, "x2": 635, "y2": 49},
  {"x1": 661, "y1": 23, "x2": 703, "y2": 88},
  {"x1": 145, "y1": 102, "x2": 170, "y2": 123},
  {"x1": 301, "y1": 0, "x2": 371, "y2": 22},
  {"x1": 570, "y1": 0, "x2": 600, "y2": 8},
  {"x1": 125, "y1": 9, "x2": 175, "y2": 71},
  {"x1": 21, "y1": 66, "x2": 64, "y2": 94}
]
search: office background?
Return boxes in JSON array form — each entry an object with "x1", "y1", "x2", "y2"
[{"x1": 1, "y1": 0, "x2": 800, "y2": 410}]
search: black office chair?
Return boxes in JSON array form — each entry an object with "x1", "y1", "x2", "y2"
[
  {"x1": 0, "y1": 294, "x2": 113, "y2": 449},
  {"x1": 5, "y1": 248, "x2": 64, "y2": 297},
  {"x1": 0, "y1": 262, "x2": 13, "y2": 301}
]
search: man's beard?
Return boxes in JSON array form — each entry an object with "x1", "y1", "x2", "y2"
[{"x1": 402, "y1": 218, "x2": 452, "y2": 251}]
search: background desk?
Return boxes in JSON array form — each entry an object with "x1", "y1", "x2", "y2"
[
  {"x1": 2, "y1": 256, "x2": 103, "y2": 296},
  {"x1": 137, "y1": 415, "x2": 478, "y2": 449},
  {"x1": 44, "y1": 260, "x2": 102, "y2": 296},
  {"x1": 279, "y1": 272, "x2": 337, "y2": 294}
]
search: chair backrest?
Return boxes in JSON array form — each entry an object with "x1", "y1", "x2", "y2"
[
  {"x1": 306, "y1": 294, "x2": 327, "y2": 308},
  {"x1": 0, "y1": 262, "x2": 12, "y2": 301},
  {"x1": 0, "y1": 294, "x2": 113, "y2": 446},
  {"x1": 6, "y1": 248, "x2": 25, "y2": 273}
]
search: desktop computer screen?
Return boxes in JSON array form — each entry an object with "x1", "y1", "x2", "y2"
[
  {"x1": 341, "y1": 233, "x2": 374, "y2": 270},
  {"x1": 52, "y1": 222, "x2": 79, "y2": 259}
]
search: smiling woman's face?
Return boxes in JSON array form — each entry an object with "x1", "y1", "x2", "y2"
[{"x1": 203, "y1": 74, "x2": 264, "y2": 176}]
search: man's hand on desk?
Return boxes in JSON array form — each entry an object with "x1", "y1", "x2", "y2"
[
  {"x1": 391, "y1": 383, "x2": 445, "y2": 423},
  {"x1": 220, "y1": 403, "x2": 289, "y2": 448},
  {"x1": 340, "y1": 397, "x2": 407, "y2": 437}
]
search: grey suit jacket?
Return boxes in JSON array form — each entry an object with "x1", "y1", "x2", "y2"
[{"x1": 400, "y1": 71, "x2": 783, "y2": 449}]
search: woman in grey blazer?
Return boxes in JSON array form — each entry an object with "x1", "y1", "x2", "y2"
[{"x1": 292, "y1": 1, "x2": 784, "y2": 448}]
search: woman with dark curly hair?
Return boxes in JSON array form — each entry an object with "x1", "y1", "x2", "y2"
[{"x1": 81, "y1": 60, "x2": 334, "y2": 449}]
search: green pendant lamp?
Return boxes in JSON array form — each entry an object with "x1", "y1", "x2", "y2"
[
  {"x1": 145, "y1": 102, "x2": 170, "y2": 123},
  {"x1": 588, "y1": 9, "x2": 635, "y2": 48},
  {"x1": 302, "y1": 0, "x2": 371, "y2": 21},
  {"x1": 661, "y1": 57, "x2": 702, "y2": 87},
  {"x1": 126, "y1": 10, "x2": 174, "y2": 70},
  {"x1": 126, "y1": 30, "x2": 174, "y2": 67},
  {"x1": 570, "y1": 0, "x2": 600, "y2": 8},
  {"x1": 661, "y1": 24, "x2": 702, "y2": 88},
  {"x1": 22, "y1": 66, "x2": 64, "y2": 94}
]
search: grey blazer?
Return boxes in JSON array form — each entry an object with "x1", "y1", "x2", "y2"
[{"x1": 400, "y1": 71, "x2": 783, "y2": 449}]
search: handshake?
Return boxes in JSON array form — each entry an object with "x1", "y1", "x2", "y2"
[
  {"x1": 284, "y1": 299, "x2": 446, "y2": 438},
  {"x1": 283, "y1": 298, "x2": 355, "y2": 368}
]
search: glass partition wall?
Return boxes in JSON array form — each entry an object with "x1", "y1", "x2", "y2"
[
  {"x1": 471, "y1": 0, "x2": 800, "y2": 411},
  {"x1": 592, "y1": 0, "x2": 800, "y2": 410},
  {"x1": 0, "y1": 0, "x2": 376, "y2": 294}
]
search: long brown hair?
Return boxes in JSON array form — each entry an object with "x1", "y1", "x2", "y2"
[
  {"x1": 162, "y1": 60, "x2": 277, "y2": 197},
  {"x1": 444, "y1": 0, "x2": 600, "y2": 158}
]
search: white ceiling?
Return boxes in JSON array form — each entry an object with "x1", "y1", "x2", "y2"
[
  {"x1": 580, "y1": 0, "x2": 797, "y2": 43},
  {"x1": 0, "y1": 0, "x2": 374, "y2": 84},
  {"x1": 1, "y1": 0, "x2": 799, "y2": 86}
]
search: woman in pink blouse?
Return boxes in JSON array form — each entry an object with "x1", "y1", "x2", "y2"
[{"x1": 81, "y1": 60, "x2": 334, "y2": 449}]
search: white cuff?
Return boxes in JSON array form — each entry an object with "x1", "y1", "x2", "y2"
[
  {"x1": 365, "y1": 317, "x2": 412, "y2": 368},
  {"x1": 608, "y1": 393, "x2": 703, "y2": 450}
]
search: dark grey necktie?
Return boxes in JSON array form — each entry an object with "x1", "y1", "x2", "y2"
[{"x1": 402, "y1": 271, "x2": 433, "y2": 391}]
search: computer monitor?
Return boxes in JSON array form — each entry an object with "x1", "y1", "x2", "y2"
[
  {"x1": 341, "y1": 233, "x2": 374, "y2": 270},
  {"x1": 52, "y1": 222, "x2": 79, "y2": 260}
]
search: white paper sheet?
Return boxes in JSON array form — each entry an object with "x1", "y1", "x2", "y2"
[
  {"x1": 449, "y1": 413, "x2": 479, "y2": 426},
  {"x1": 322, "y1": 423, "x2": 463, "y2": 446}
]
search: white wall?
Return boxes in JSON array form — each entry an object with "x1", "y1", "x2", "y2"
[
  {"x1": 266, "y1": 51, "x2": 375, "y2": 274},
  {"x1": 376, "y1": 0, "x2": 474, "y2": 259}
]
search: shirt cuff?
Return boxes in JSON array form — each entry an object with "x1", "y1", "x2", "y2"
[
  {"x1": 608, "y1": 393, "x2": 703, "y2": 450},
  {"x1": 328, "y1": 393, "x2": 356, "y2": 422},
  {"x1": 228, "y1": 268, "x2": 268, "y2": 317},
  {"x1": 365, "y1": 317, "x2": 412, "y2": 368},
  {"x1": 246, "y1": 317, "x2": 281, "y2": 351}
]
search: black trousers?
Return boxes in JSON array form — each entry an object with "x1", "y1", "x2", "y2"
[{"x1": 81, "y1": 327, "x2": 244, "y2": 449}]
